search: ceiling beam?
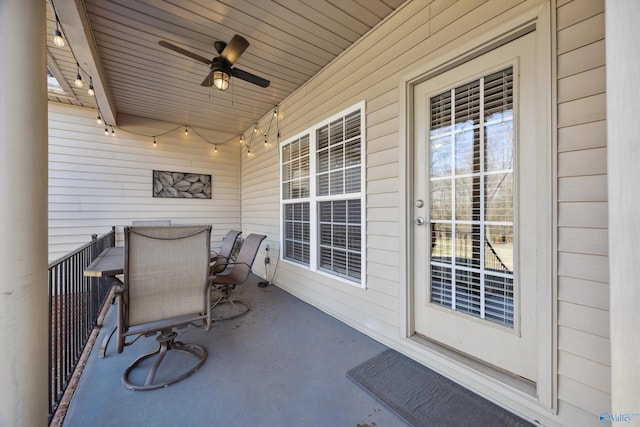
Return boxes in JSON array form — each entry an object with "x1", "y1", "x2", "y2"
[{"x1": 53, "y1": 0, "x2": 117, "y2": 125}]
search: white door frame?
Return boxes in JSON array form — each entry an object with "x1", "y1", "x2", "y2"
[{"x1": 398, "y1": 3, "x2": 556, "y2": 413}]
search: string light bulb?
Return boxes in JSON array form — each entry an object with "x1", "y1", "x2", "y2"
[
  {"x1": 153, "y1": 137, "x2": 157, "y2": 147},
  {"x1": 74, "y1": 63, "x2": 84, "y2": 88},
  {"x1": 264, "y1": 135, "x2": 268, "y2": 145},
  {"x1": 104, "y1": 127, "x2": 109, "y2": 136},
  {"x1": 253, "y1": 123, "x2": 258, "y2": 133},
  {"x1": 214, "y1": 145, "x2": 218, "y2": 152},
  {"x1": 97, "y1": 115, "x2": 102, "y2": 125},
  {"x1": 87, "y1": 78, "x2": 95, "y2": 96},
  {"x1": 110, "y1": 126, "x2": 115, "y2": 136},
  {"x1": 184, "y1": 126, "x2": 188, "y2": 136},
  {"x1": 273, "y1": 105, "x2": 278, "y2": 118},
  {"x1": 240, "y1": 134, "x2": 244, "y2": 144},
  {"x1": 74, "y1": 65, "x2": 83, "y2": 88},
  {"x1": 53, "y1": 23, "x2": 64, "y2": 47}
]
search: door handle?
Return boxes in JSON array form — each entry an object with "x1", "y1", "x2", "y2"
[{"x1": 415, "y1": 216, "x2": 425, "y2": 226}]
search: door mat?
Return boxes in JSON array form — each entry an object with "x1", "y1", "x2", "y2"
[{"x1": 347, "y1": 349, "x2": 535, "y2": 427}]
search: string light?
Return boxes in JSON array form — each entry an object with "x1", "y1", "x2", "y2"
[
  {"x1": 90, "y1": 106, "x2": 282, "y2": 153},
  {"x1": 74, "y1": 64, "x2": 83, "y2": 88},
  {"x1": 53, "y1": 22, "x2": 64, "y2": 47},
  {"x1": 88, "y1": 78, "x2": 95, "y2": 96}
]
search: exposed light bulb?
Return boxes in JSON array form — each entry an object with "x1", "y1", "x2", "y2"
[
  {"x1": 184, "y1": 126, "x2": 188, "y2": 136},
  {"x1": 264, "y1": 135, "x2": 268, "y2": 145},
  {"x1": 88, "y1": 78, "x2": 94, "y2": 96},
  {"x1": 53, "y1": 25, "x2": 64, "y2": 47},
  {"x1": 104, "y1": 127, "x2": 109, "y2": 136},
  {"x1": 240, "y1": 135, "x2": 244, "y2": 144},
  {"x1": 214, "y1": 145, "x2": 218, "y2": 152},
  {"x1": 74, "y1": 69, "x2": 83, "y2": 88},
  {"x1": 153, "y1": 137, "x2": 157, "y2": 147},
  {"x1": 110, "y1": 126, "x2": 115, "y2": 136},
  {"x1": 253, "y1": 123, "x2": 258, "y2": 133},
  {"x1": 97, "y1": 115, "x2": 102, "y2": 125}
]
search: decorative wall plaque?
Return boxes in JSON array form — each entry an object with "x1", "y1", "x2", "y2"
[{"x1": 153, "y1": 170, "x2": 211, "y2": 199}]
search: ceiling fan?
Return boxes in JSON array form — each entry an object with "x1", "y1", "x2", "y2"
[{"x1": 159, "y1": 34, "x2": 270, "y2": 91}]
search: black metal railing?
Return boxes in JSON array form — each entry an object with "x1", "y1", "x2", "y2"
[{"x1": 48, "y1": 227, "x2": 116, "y2": 424}]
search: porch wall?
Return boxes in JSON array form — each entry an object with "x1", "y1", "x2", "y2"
[
  {"x1": 555, "y1": 0, "x2": 610, "y2": 422},
  {"x1": 241, "y1": 0, "x2": 610, "y2": 426},
  {"x1": 48, "y1": 102, "x2": 242, "y2": 261}
]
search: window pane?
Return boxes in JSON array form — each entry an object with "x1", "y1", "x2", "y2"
[
  {"x1": 431, "y1": 91, "x2": 452, "y2": 130},
  {"x1": 455, "y1": 128, "x2": 479, "y2": 175},
  {"x1": 318, "y1": 200, "x2": 361, "y2": 282},
  {"x1": 345, "y1": 167, "x2": 361, "y2": 193},
  {"x1": 330, "y1": 119, "x2": 343, "y2": 145},
  {"x1": 455, "y1": 80, "x2": 480, "y2": 127},
  {"x1": 485, "y1": 224, "x2": 513, "y2": 273},
  {"x1": 329, "y1": 170, "x2": 344, "y2": 195},
  {"x1": 485, "y1": 173, "x2": 513, "y2": 223},
  {"x1": 430, "y1": 135, "x2": 451, "y2": 178},
  {"x1": 317, "y1": 126, "x2": 329, "y2": 150},
  {"x1": 345, "y1": 110, "x2": 360, "y2": 139},
  {"x1": 428, "y1": 66, "x2": 515, "y2": 328},
  {"x1": 430, "y1": 179, "x2": 451, "y2": 220},
  {"x1": 345, "y1": 139, "x2": 360, "y2": 166},
  {"x1": 431, "y1": 223, "x2": 452, "y2": 264},
  {"x1": 283, "y1": 202, "x2": 310, "y2": 266}
]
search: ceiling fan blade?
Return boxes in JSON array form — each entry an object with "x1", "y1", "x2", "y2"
[
  {"x1": 231, "y1": 67, "x2": 270, "y2": 88},
  {"x1": 220, "y1": 34, "x2": 249, "y2": 66},
  {"x1": 200, "y1": 70, "x2": 215, "y2": 87},
  {"x1": 159, "y1": 40, "x2": 212, "y2": 65}
]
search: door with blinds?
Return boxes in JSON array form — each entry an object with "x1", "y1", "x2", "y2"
[{"x1": 412, "y1": 33, "x2": 538, "y2": 381}]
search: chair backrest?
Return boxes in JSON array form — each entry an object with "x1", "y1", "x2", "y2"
[
  {"x1": 211, "y1": 230, "x2": 242, "y2": 274},
  {"x1": 132, "y1": 219, "x2": 171, "y2": 226},
  {"x1": 123, "y1": 225, "x2": 211, "y2": 329},
  {"x1": 221, "y1": 233, "x2": 266, "y2": 285},
  {"x1": 218, "y1": 229, "x2": 242, "y2": 259}
]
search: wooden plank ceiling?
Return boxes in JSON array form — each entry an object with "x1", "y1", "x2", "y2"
[{"x1": 47, "y1": 0, "x2": 406, "y2": 142}]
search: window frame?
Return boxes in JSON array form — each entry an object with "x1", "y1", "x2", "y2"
[{"x1": 279, "y1": 101, "x2": 366, "y2": 288}]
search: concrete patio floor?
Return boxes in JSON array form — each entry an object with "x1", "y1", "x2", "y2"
[{"x1": 60, "y1": 275, "x2": 407, "y2": 427}]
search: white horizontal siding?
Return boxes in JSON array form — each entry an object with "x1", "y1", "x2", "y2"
[
  {"x1": 555, "y1": 0, "x2": 610, "y2": 421},
  {"x1": 48, "y1": 102, "x2": 241, "y2": 261}
]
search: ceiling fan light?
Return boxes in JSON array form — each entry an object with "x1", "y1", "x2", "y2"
[{"x1": 212, "y1": 70, "x2": 230, "y2": 91}]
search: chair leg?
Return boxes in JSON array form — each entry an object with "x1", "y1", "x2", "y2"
[
  {"x1": 210, "y1": 287, "x2": 250, "y2": 320},
  {"x1": 122, "y1": 329, "x2": 207, "y2": 391}
]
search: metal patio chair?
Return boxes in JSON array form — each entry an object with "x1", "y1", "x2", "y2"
[
  {"x1": 210, "y1": 233, "x2": 266, "y2": 320},
  {"x1": 116, "y1": 224, "x2": 212, "y2": 390}
]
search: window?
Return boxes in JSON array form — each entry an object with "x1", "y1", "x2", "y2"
[
  {"x1": 281, "y1": 103, "x2": 365, "y2": 286},
  {"x1": 429, "y1": 67, "x2": 514, "y2": 327}
]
